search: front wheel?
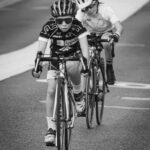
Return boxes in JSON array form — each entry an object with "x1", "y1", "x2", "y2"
[
  {"x1": 56, "y1": 79, "x2": 67, "y2": 150},
  {"x1": 65, "y1": 91, "x2": 75, "y2": 150},
  {"x1": 95, "y1": 63, "x2": 106, "y2": 125}
]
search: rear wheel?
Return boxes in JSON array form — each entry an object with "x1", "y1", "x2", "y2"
[
  {"x1": 65, "y1": 91, "x2": 75, "y2": 150},
  {"x1": 85, "y1": 59, "x2": 95, "y2": 129},
  {"x1": 95, "y1": 62, "x2": 105, "y2": 125}
]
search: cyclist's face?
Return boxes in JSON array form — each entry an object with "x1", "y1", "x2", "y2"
[
  {"x1": 82, "y1": 2, "x2": 97, "y2": 15},
  {"x1": 55, "y1": 16, "x2": 73, "y2": 32}
]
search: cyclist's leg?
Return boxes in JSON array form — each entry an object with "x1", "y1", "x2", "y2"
[
  {"x1": 101, "y1": 32, "x2": 116, "y2": 85},
  {"x1": 45, "y1": 70, "x2": 57, "y2": 146},
  {"x1": 67, "y1": 61, "x2": 81, "y2": 85},
  {"x1": 66, "y1": 61, "x2": 85, "y2": 115}
]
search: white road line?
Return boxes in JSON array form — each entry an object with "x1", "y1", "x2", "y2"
[
  {"x1": 36, "y1": 79, "x2": 47, "y2": 83},
  {"x1": 39, "y1": 100, "x2": 46, "y2": 103},
  {"x1": 39, "y1": 100, "x2": 150, "y2": 110},
  {"x1": 109, "y1": 81, "x2": 150, "y2": 90},
  {"x1": 122, "y1": 97, "x2": 150, "y2": 101},
  {"x1": 40, "y1": 98, "x2": 150, "y2": 103},
  {"x1": 104, "y1": 105, "x2": 150, "y2": 110},
  {"x1": 36, "y1": 80, "x2": 150, "y2": 90},
  {"x1": 118, "y1": 43, "x2": 145, "y2": 48}
]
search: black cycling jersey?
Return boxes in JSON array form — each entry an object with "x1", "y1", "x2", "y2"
[{"x1": 39, "y1": 18, "x2": 87, "y2": 56}]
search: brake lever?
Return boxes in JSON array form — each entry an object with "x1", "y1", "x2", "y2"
[{"x1": 34, "y1": 52, "x2": 42, "y2": 73}]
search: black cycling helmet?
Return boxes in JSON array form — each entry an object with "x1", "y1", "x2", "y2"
[{"x1": 51, "y1": 0, "x2": 77, "y2": 17}]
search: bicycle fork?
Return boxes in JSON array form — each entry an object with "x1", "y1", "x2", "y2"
[{"x1": 53, "y1": 76, "x2": 75, "y2": 147}]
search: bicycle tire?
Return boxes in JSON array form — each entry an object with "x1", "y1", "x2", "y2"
[
  {"x1": 56, "y1": 79, "x2": 66, "y2": 150},
  {"x1": 95, "y1": 60, "x2": 105, "y2": 125},
  {"x1": 85, "y1": 58, "x2": 95, "y2": 129},
  {"x1": 65, "y1": 91, "x2": 75, "y2": 150}
]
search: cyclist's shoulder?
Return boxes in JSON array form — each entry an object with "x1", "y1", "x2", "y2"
[
  {"x1": 98, "y1": 2, "x2": 117, "y2": 19},
  {"x1": 42, "y1": 18, "x2": 58, "y2": 31},
  {"x1": 76, "y1": 9, "x2": 85, "y2": 21},
  {"x1": 71, "y1": 18, "x2": 87, "y2": 34},
  {"x1": 40, "y1": 18, "x2": 58, "y2": 38},
  {"x1": 72, "y1": 18, "x2": 83, "y2": 26},
  {"x1": 98, "y1": 3, "x2": 114, "y2": 13}
]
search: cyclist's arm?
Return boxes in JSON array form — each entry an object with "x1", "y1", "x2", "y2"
[
  {"x1": 113, "y1": 21, "x2": 124, "y2": 37},
  {"x1": 78, "y1": 32, "x2": 89, "y2": 61},
  {"x1": 75, "y1": 9, "x2": 84, "y2": 22},
  {"x1": 32, "y1": 37, "x2": 49, "y2": 78},
  {"x1": 103, "y1": 5, "x2": 124, "y2": 36},
  {"x1": 34, "y1": 37, "x2": 49, "y2": 69},
  {"x1": 37, "y1": 36, "x2": 49, "y2": 54}
]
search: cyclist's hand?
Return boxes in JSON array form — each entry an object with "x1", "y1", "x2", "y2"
[
  {"x1": 35, "y1": 51, "x2": 43, "y2": 63},
  {"x1": 32, "y1": 65, "x2": 42, "y2": 78},
  {"x1": 36, "y1": 51, "x2": 43, "y2": 56},
  {"x1": 32, "y1": 69, "x2": 41, "y2": 78},
  {"x1": 80, "y1": 57, "x2": 91, "y2": 75},
  {"x1": 109, "y1": 33, "x2": 120, "y2": 43},
  {"x1": 32, "y1": 51, "x2": 43, "y2": 78}
]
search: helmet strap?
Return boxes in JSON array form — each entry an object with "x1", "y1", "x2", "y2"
[{"x1": 96, "y1": 1, "x2": 99, "y2": 14}]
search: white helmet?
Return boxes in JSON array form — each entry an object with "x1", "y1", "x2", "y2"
[{"x1": 75, "y1": 0, "x2": 94, "y2": 9}]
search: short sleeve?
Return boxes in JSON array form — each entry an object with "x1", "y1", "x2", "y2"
[
  {"x1": 75, "y1": 9, "x2": 85, "y2": 22},
  {"x1": 104, "y1": 6, "x2": 120, "y2": 24},
  {"x1": 39, "y1": 19, "x2": 58, "y2": 40}
]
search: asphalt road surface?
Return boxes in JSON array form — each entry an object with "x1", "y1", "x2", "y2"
[{"x1": 0, "y1": 1, "x2": 150, "y2": 150}]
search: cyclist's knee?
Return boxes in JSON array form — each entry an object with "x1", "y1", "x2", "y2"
[
  {"x1": 47, "y1": 70, "x2": 58, "y2": 80},
  {"x1": 47, "y1": 70, "x2": 57, "y2": 95},
  {"x1": 67, "y1": 61, "x2": 81, "y2": 74}
]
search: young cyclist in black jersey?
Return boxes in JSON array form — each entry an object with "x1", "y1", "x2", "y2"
[{"x1": 32, "y1": 0, "x2": 89, "y2": 146}]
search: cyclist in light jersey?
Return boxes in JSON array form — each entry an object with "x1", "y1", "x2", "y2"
[
  {"x1": 32, "y1": 0, "x2": 89, "y2": 146},
  {"x1": 75, "y1": 0, "x2": 124, "y2": 84}
]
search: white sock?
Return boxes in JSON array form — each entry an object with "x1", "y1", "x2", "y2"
[
  {"x1": 72, "y1": 83, "x2": 82, "y2": 94},
  {"x1": 46, "y1": 117, "x2": 56, "y2": 130}
]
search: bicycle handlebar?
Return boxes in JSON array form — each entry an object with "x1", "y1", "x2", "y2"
[
  {"x1": 40, "y1": 56, "x2": 80, "y2": 62},
  {"x1": 34, "y1": 51, "x2": 87, "y2": 73},
  {"x1": 87, "y1": 34, "x2": 114, "y2": 44}
]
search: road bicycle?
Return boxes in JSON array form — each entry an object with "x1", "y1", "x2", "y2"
[
  {"x1": 34, "y1": 51, "x2": 86, "y2": 150},
  {"x1": 85, "y1": 33, "x2": 112, "y2": 128}
]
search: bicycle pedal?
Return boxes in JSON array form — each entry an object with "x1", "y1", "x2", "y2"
[
  {"x1": 77, "y1": 111, "x2": 86, "y2": 117},
  {"x1": 46, "y1": 142, "x2": 55, "y2": 147},
  {"x1": 77, "y1": 114, "x2": 86, "y2": 117}
]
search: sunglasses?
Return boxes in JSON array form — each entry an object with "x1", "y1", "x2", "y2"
[
  {"x1": 55, "y1": 17, "x2": 73, "y2": 24},
  {"x1": 82, "y1": 3, "x2": 96, "y2": 12}
]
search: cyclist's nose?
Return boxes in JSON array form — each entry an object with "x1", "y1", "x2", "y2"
[{"x1": 62, "y1": 21, "x2": 67, "y2": 25}]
